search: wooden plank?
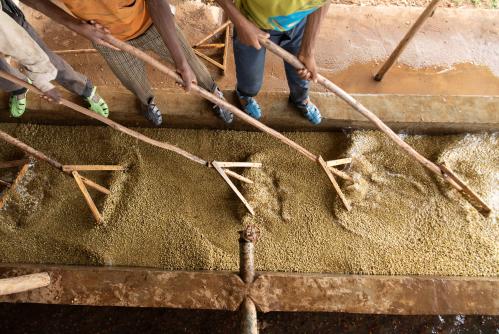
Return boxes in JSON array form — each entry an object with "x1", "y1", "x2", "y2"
[
  {"x1": 213, "y1": 162, "x2": 262, "y2": 168},
  {"x1": 54, "y1": 48, "x2": 98, "y2": 54},
  {"x1": 0, "y1": 273, "x2": 50, "y2": 296},
  {"x1": 62, "y1": 165, "x2": 125, "y2": 172},
  {"x1": 222, "y1": 24, "x2": 230, "y2": 72},
  {"x1": 194, "y1": 44, "x2": 225, "y2": 49},
  {"x1": 193, "y1": 49, "x2": 225, "y2": 71},
  {"x1": 224, "y1": 169, "x2": 254, "y2": 184},
  {"x1": 329, "y1": 166, "x2": 353, "y2": 181},
  {"x1": 72, "y1": 171, "x2": 103, "y2": 224},
  {"x1": 63, "y1": 165, "x2": 124, "y2": 172},
  {"x1": 326, "y1": 158, "x2": 352, "y2": 167},
  {"x1": 79, "y1": 175, "x2": 111, "y2": 195},
  {"x1": 212, "y1": 161, "x2": 255, "y2": 215},
  {"x1": 250, "y1": 273, "x2": 499, "y2": 315},
  {"x1": 0, "y1": 265, "x2": 245, "y2": 311},
  {"x1": 318, "y1": 156, "x2": 351, "y2": 211},
  {"x1": 193, "y1": 21, "x2": 231, "y2": 47}
]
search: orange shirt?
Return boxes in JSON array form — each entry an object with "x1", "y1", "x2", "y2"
[{"x1": 61, "y1": 0, "x2": 152, "y2": 41}]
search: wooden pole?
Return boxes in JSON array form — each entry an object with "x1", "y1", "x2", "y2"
[
  {"x1": 0, "y1": 130, "x2": 121, "y2": 223},
  {"x1": 0, "y1": 272, "x2": 50, "y2": 296},
  {"x1": 0, "y1": 130, "x2": 63, "y2": 170},
  {"x1": 101, "y1": 35, "x2": 353, "y2": 211},
  {"x1": 0, "y1": 70, "x2": 208, "y2": 166},
  {"x1": 54, "y1": 48, "x2": 98, "y2": 55},
  {"x1": 239, "y1": 226, "x2": 259, "y2": 334},
  {"x1": 374, "y1": 0, "x2": 441, "y2": 81},
  {"x1": 258, "y1": 37, "x2": 491, "y2": 216},
  {"x1": 102, "y1": 35, "x2": 318, "y2": 162},
  {"x1": 0, "y1": 159, "x2": 29, "y2": 169},
  {"x1": 0, "y1": 71, "x2": 264, "y2": 215},
  {"x1": 193, "y1": 21, "x2": 231, "y2": 47}
]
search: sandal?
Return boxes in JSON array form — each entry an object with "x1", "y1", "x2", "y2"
[
  {"x1": 292, "y1": 98, "x2": 322, "y2": 125},
  {"x1": 85, "y1": 87, "x2": 109, "y2": 117}
]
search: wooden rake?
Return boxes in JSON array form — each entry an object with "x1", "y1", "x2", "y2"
[
  {"x1": 0, "y1": 130, "x2": 122, "y2": 224},
  {"x1": 192, "y1": 21, "x2": 231, "y2": 73},
  {"x1": 100, "y1": 34, "x2": 355, "y2": 211},
  {"x1": 0, "y1": 71, "x2": 261, "y2": 216},
  {"x1": 257, "y1": 38, "x2": 492, "y2": 217}
]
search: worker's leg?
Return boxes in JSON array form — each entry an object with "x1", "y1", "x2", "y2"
[
  {"x1": 19, "y1": 20, "x2": 109, "y2": 116},
  {"x1": 0, "y1": 58, "x2": 28, "y2": 93},
  {"x1": 20, "y1": 21, "x2": 91, "y2": 97},
  {"x1": 93, "y1": 43, "x2": 151, "y2": 105},
  {"x1": 280, "y1": 18, "x2": 321, "y2": 125},
  {"x1": 232, "y1": 27, "x2": 269, "y2": 119},
  {"x1": 280, "y1": 19, "x2": 310, "y2": 105},
  {"x1": 0, "y1": 58, "x2": 31, "y2": 117},
  {"x1": 233, "y1": 28, "x2": 267, "y2": 98},
  {"x1": 93, "y1": 29, "x2": 162, "y2": 125},
  {"x1": 142, "y1": 24, "x2": 233, "y2": 123},
  {"x1": 143, "y1": 25, "x2": 216, "y2": 92}
]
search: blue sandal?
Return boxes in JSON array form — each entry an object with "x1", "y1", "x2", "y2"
[
  {"x1": 143, "y1": 97, "x2": 163, "y2": 126},
  {"x1": 213, "y1": 87, "x2": 233, "y2": 124},
  {"x1": 236, "y1": 90, "x2": 262, "y2": 120},
  {"x1": 293, "y1": 98, "x2": 322, "y2": 125}
]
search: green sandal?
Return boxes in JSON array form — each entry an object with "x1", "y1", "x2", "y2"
[
  {"x1": 9, "y1": 78, "x2": 32, "y2": 118},
  {"x1": 9, "y1": 92, "x2": 27, "y2": 118},
  {"x1": 85, "y1": 87, "x2": 109, "y2": 117}
]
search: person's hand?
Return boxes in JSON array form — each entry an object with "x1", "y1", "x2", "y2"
[
  {"x1": 297, "y1": 51, "x2": 318, "y2": 82},
  {"x1": 176, "y1": 63, "x2": 197, "y2": 92},
  {"x1": 42, "y1": 87, "x2": 61, "y2": 103},
  {"x1": 77, "y1": 20, "x2": 118, "y2": 50},
  {"x1": 235, "y1": 19, "x2": 269, "y2": 49}
]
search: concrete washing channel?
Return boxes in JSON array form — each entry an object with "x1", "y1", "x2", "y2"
[{"x1": 0, "y1": 2, "x2": 497, "y2": 332}]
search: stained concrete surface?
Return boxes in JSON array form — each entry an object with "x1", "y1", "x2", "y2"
[{"x1": 22, "y1": 3, "x2": 499, "y2": 97}]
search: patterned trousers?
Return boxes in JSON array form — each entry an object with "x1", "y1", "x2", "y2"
[{"x1": 94, "y1": 24, "x2": 216, "y2": 105}]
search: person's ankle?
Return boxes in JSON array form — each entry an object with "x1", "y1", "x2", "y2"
[
  {"x1": 11, "y1": 87, "x2": 28, "y2": 99},
  {"x1": 290, "y1": 95, "x2": 310, "y2": 107}
]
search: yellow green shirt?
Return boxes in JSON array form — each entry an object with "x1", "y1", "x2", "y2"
[{"x1": 235, "y1": 0, "x2": 327, "y2": 31}]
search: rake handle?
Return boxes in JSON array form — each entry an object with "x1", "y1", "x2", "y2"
[
  {"x1": 257, "y1": 38, "x2": 462, "y2": 191},
  {"x1": 0, "y1": 272, "x2": 50, "y2": 296},
  {"x1": 0, "y1": 129, "x2": 63, "y2": 170},
  {"x1": 102, "y1": 35, "x2": 318, "y2": 162},
  {"x1": 0, "y1": 71, "x2": 207, "y2": 166},
  {"x1": 374, "y1": 0, "x2": 441, "y2": 81}
]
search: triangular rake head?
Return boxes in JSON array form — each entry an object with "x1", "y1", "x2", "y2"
[
  {"x1": 318, "y1": 156, "x2": 353, "y2": 212},
  {"x1": 211, "y1": 161, "x2": 262, "y2": 216},
  {"x1": 64, "y1": 165, "x2": 125, "y2": 225},
  {"x1": 192, "y1": 21, "x2": 231, "y2": 72}
]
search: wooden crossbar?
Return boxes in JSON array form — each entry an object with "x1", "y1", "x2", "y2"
[{"x1": 212, "y1": 161, "x2": 255, "y2": 215}]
